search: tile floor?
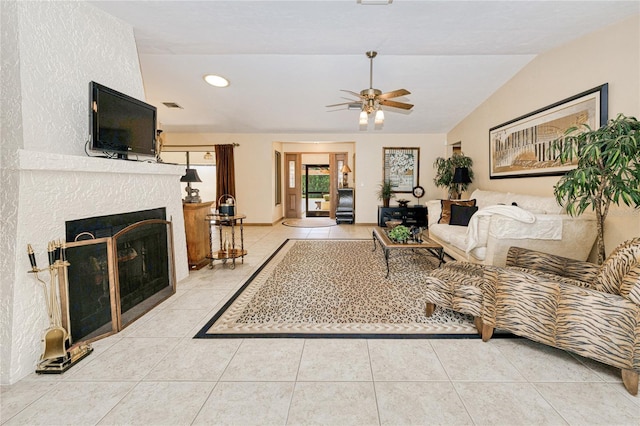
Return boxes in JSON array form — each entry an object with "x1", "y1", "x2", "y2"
[{"x1": 1, "y1": 223, "x2": 638, "y2": 425}]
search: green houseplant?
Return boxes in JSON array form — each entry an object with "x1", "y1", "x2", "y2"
[
  {"x1": 553, "y1": 113, "x2": 640, "y2": 264},
  {"x1": 433, "y1": 152, "x2": 474, "y2": 199},
  {"x1": 377, "y1": 179, "x2": 395, "y2": 207},
  {"x1": 388, "y1": 225, "x2": 411, "y2": 243}
]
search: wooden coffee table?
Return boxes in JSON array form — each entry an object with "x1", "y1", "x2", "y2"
[{"x1": 372, "y1": 226, "x2": 444, "y2": 278}]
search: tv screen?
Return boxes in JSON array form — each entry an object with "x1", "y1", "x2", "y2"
[{"x1": 89, "y1": 81, "x2": 157, "y2": 159}]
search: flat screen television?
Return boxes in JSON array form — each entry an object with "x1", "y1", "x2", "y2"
[{"x1": 89, "y1": 81, "x2": 157, "y2": 159}]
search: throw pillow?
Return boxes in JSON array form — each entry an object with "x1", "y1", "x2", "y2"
[
  {"x1": 449, "y1": 204, "x2": 479, "y2": 226},
  {"x1": 439, "y1": 199, "x2": 477, "y2": 224}
]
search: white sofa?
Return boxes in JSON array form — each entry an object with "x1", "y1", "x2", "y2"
[{"x1": 426, "y1": 189, "x2": 597, "y2": 267}]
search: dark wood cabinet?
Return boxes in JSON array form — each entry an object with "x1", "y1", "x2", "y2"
[{"x1": 378, "y1": 205, "x2": 427, "y2": 228}]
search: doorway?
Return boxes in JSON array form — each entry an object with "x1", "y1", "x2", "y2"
[{"x1": 304, "y1": 165, "x2": 330, "y2": 217}]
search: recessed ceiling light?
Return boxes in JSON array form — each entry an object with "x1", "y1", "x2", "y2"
[{"x1": 203, "y1": 74, "x2": 230, "y2": 88}]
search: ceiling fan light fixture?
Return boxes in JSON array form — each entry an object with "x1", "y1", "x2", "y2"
[
  {"x1": 374, "y1": 108, "x2": 384, "y2": 124},
  {"x1": 359, "y1": 110, "x2": 368, "y2": 125},
  {"x1": 203, "y1": 74, "x2": 230, "y2": 88}
]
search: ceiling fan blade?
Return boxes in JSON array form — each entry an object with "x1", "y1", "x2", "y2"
[
  {"x1": 379, "y1": 99, "x2": 414, "y2": 110},
  {"x1": 340, "y1": 89, "x2": 364, "y2": 99},
  {"x1": 378, "y1": 89, "x2": 411, "y2": 100},
  {"x1": 326, "y1": 101, "x2": 362, "y2": 109}
]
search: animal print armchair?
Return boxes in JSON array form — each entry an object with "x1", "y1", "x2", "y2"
[{"x1": 491, "y1": 238, "x2": 640, "y2": 395}]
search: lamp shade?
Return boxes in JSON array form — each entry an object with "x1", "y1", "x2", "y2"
[
  {"x1": 452, "y1": 167, "x2": 471, "y2": 184},
  {"x1": 180, "y1": 168, "x2": 202, "y2": 183},
  {"x1": 341, "y1": 164, "x2": 352, "y2": 174},
  {"x1": 374, "y1": 108, "x2": 384, "y2": 124},
  {"x1": 359, "y1": 110, "x2": 368, "y2": 125}
]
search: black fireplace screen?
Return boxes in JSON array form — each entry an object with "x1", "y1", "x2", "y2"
[
  {"x1": 64, "y1": 219, "x2": 175, "y2": 343},
  {"x1": 65, "y1": 238, "x2": 115, "y2": 342}
]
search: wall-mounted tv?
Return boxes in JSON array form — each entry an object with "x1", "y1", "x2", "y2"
[{"x1": 89, "y1": 81, "x2": 157, "y2": 160}]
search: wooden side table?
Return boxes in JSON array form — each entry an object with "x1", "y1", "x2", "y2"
[{"x1": 183, "y1": 201, "x2": 215, "y2": 270}]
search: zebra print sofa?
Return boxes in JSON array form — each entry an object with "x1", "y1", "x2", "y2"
[{"x1": 424, "y1": 238, "x2": 640, "y2": 395}]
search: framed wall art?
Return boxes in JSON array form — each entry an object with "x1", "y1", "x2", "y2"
[
  {"x1": 489, "y1": 83, "x2": 608, "y2": 179},
  {"x1": 383, "y1": 147, "x2": 419, "y2": 193}
]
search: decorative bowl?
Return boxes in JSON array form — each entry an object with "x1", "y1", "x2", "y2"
[{"x1": 385, "y1": 220, "x2": 402, "y2": 229}]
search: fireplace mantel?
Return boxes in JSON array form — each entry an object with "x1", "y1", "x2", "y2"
[{"x1": 17, "y1": 149, "x2": 184, "y2": 176}]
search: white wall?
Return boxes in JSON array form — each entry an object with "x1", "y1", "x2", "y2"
[
  {"x1": 165, "y1": 133, "x2": 448, "y2": 225},
  {"x1": 448, "y1": 14, "x2": 640, "y2": 256},
  {"x1": 0, "y1": 1, "x2": 188, "y2": 384}
]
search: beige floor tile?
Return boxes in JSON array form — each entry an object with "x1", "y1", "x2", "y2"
[
  {"x1": 143, "y1": 338, "x2": 241, "y2": 381},
  {"x1": 0, "y1": 380, "x2": 57, "y2": 422},
  {"x1": 431, "y1": 339, "x2": 526, "y2": 382},
  {"x1": 65, "y1": 337, "x2": 180, "y2": 381},
  {"x1": 287, "y1": 381, "x2": 379, "y2": 425},
  {"x1": 161, "y1": 288, "x2": 231, "y2": 310},
  {"x1": 568, "y1": 352, "x2": 624, "y2": 383},
  {"x1": 297, "y1": 339, "x2": 372, "y2": 381},
  {"x1": 494, "y1": 338, "x2": 603, "y2": 382},
  {"x1": 368, "y1": 339, "x2": 448, "y2": 381},
  {"x1": 220, "y1": 338, "x2": 304, "y2": 381},
  {"x1": 534, "y1": 382, "x2": 639, "y2": 425},
  {"x1": 455, "y1": 381, "x2": 568, "y2": 425},
  {"x1": 98, "y1": 381, "x2": 214, "y2": 426},
  {"x1": 375, "y1": 381, "x2": 473, "y2": 425},
  {"x1": 125, "y1": 308, "x2": 209, "y2": 338},
  {"x1": 4, "y1": 224, "x2": 635, "y2": 425},
  {"x1": 3, "y1": 382, "x2": 134, "y2": 425},
  {"x1": 193, "y1": 381, "x2": 294, "y2": 426}
]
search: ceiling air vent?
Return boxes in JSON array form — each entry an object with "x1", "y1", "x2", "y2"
[
  {"x1": 162, "y1": 102, "x2": 183, "y2": 109},
  {"x1": 357, "y1": 0, "x2": 392, "y2": 5}
]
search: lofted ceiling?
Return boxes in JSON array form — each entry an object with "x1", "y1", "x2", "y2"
[{"x1": 89, "y1": 0, "x2": 639, "y2": 134}]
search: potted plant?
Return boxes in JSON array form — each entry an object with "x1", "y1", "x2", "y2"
[
  {"x1": 377, "y1": 179, "x2": 395, "y2": 207},
  {"x1": 553, "y1": 113, "x2": 640, "y2": 264},
  {"x1": 388, "y1": 225, "x2": 411, "y2": 243},
  {"x1": 433, "y1": 152, "x2": 474, "y2": 199}
]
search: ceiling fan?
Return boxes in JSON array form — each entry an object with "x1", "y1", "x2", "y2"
[{"x1": 327, "y1": 51, "x2": 413, "y2": 125}]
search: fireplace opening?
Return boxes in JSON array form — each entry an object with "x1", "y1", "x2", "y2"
[{"x1": 62, "y1": 210, "x2": 175, "y2": 343}]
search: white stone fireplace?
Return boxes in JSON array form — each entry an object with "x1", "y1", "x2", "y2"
[{"x1": 4, "y1": 150, "x2": 188, "y2": 383}]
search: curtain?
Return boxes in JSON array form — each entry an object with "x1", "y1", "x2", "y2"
[{"x1": 214, "y1": 144, "x2": 236, "y2": 206}]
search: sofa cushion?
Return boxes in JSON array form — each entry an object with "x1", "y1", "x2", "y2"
[
  {"x1": 469, "y1": 189, "x2": 510, "y2": 209},
  {"x1": 429, "y1": 223, "x2": 452, "y2": 243},
  {"x1": 508, "y1": 192, "x2": 564, "y2": 214},
  {"x1": 439, "y1": 199, "x2": 477, "y2": 224},
  {"x1": 450, "y1": 204, "x2": 478, "y2": 226},
  {"x1": 595, "y1": 238, "x2": 640, "y2": 295},
  {"x1": 447, "y1": 228, "x2": 486, "y2": 261}
]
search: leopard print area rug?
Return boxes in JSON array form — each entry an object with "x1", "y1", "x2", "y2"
[{"x1": 195, "y1": 239, "x2": 478, "y2": 338}]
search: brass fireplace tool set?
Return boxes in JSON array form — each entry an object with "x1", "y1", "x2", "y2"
[{"x1": 27, "y1": 241, "x2": 92, "y2": 374}]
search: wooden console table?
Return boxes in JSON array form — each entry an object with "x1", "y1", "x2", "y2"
[
  {"x1": 183, "y1": 201, "x2": 215, "y2": 270},
  {"x1": 206, "y1": 213, "x2": 247, "y2": 270}
]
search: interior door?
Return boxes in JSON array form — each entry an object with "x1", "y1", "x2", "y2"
[{"x1": 285, "y1": 153, "x2": 301, "y2": 218}]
